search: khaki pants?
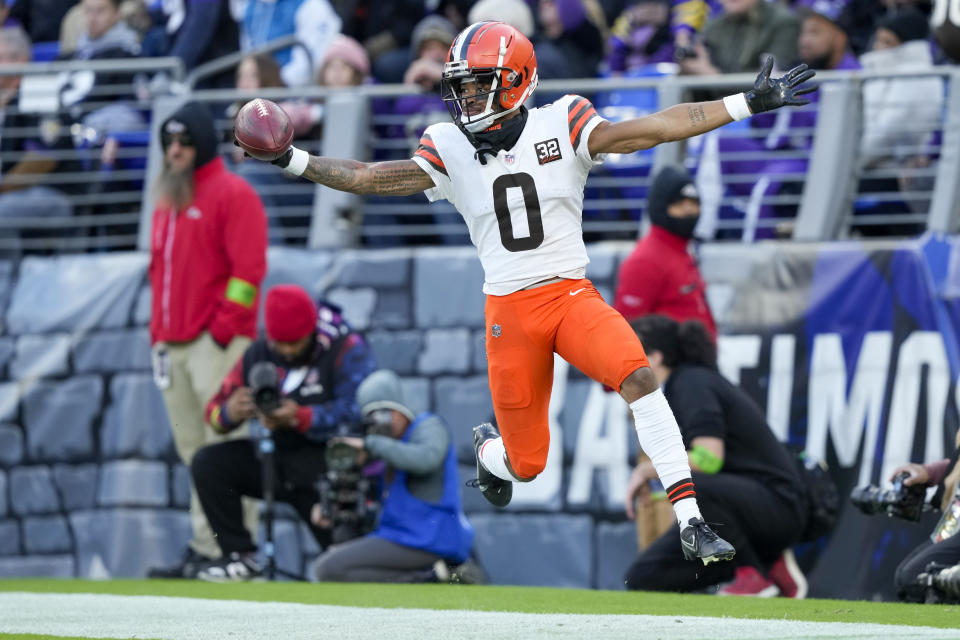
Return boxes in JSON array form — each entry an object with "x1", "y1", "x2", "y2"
[
  {"x1": 154, "y1": 331, "x2": 259, "y2": 559},
  {"x1": 633, "y1": 452, "x2": 678, "y2": 551}
]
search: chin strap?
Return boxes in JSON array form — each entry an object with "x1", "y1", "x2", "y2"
[{"x1": 474, "y1": 142, "x2": 496, "y2": 165}]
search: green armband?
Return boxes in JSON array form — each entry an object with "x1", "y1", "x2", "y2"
[
  {"x1": 690, "y1": 445, "x2": 723, "y2": 474},
  {"x1": 225, "y1": 277, "x2": 257, "y2": 308}
]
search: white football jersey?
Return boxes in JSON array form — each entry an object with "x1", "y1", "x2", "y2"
[{"x1": 411, "y1": 95, "x2": 606, "y2": 295}]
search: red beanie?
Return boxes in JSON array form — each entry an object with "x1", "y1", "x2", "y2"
[{"x1": 265, "y1": 285, "x2": 318, "y2": 342}]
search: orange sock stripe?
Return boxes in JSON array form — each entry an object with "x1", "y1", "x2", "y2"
[
  {"x1": 669, "y1": 490, "x2": 696, "y2": 503},
  {"x1": 667, "y1": 482, "x2": 695, "y2": 499}
]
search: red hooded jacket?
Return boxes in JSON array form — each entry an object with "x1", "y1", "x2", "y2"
[
  {"x1": 149, "y1": 156, "x2": 268, "y2": 346},
  {"x1": 614, "y1": 225, "x2": 717, "y2": 340}
]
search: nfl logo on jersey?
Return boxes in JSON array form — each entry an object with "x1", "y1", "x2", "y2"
[{"x1": 491, "y1": 324, "x2": 502, "y2": 338}]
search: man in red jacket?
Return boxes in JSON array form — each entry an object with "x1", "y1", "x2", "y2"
[
  {"x1": 147, "y1": 101, "x2": 268, "y2": 578},
  {"x1": 614, "y1": 164, "x2": 716, "y2": 340}
]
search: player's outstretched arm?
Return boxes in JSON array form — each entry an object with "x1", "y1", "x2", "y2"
[
  {"x1": 588, "y1": 56, "x2": 816, "y2": 156},
  {"x1": 272, "y1": 152, "x2": 435, "y2": 196}
]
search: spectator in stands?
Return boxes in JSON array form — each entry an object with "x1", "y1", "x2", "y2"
[
  {"x1": 7, "y1": 0, "x2": 76, "y2": 43},
  {"x1": 241, "y1": 0, "x2": 341, "y2": 87},
  {"x1": 858, "y1": 8, "x2": 942, "y2": 234},
  {"x1": 606, "y1": 0, "x2": 675, "y2": 74},
  {"x1": 0, "y1": 27, "x2": 76, "y2": 255},
  {"x1": 384, "y1": 15, "x2": 455, "y2": 158},
  {"x1": 772, "y1": 0, "x2": 859, "y2": 162},
  {"x1": 152, "y1": 0, "x2": 239, "y2": 87},
  {"x1": 313, "y1": 369, "x2": 476, "y2": 584},
  {"x1": 402, "y1": 15, "x2": 456, "y2": 96},
  {"x1": 677, "y1": 1, "x2": 802, "y2": 240},
  {"x1": 671, "y1": 0, "x2": 721, "y2": 61},
  {"x1": 230, "y1": 40, "x2": 371, "y2": 244},
  {"x1": 623, "y1": 315, "x2": 809, "y2": 597},
  {"x1": 860, "y1": 9, "x2": 942, "y2": 172},
  {"x1": 534, "y1": 0, "x2": 606, "y2": 79},
  {"x1": 892, "y1": 429, "x2": 960, "y2": 602},
  {"x1": 371, "y1": 15, "x2": 458, "y2": 246},
  {"x1": 836, "y1": 0, "x2": 932, "y2": 57},
  {"x1": 193, "y1": 286, "x2": 377, "y2": 582},
  {"x1": 146, "y1": 101, "x2": 268, "y2": 579},
  {"x1": 796, "y1": 0, "x2": 859, "y2": 73},
  {"x1": 437, "y1": 0, "x2": 473, "y2": 31},
  {"x1": 60, "y1": 0, "x2": 141, "y2": 57},
  {"x1": 678, "y1": 0, "x2": 800, "y2": 76},
  {"x1": 318, "y1": 33, "x2": 370, "y2": 88},
  {"x1": 468, "y1": 0, "x2": 535, "y2": 37},
  {"x1": 338, "y1": 0, "x2": 425, "y2": 84},
  {"x1": 613, "y1": 165, "x2": 715, "y2": 552},
  {"x1": 274, "y1": 34, "x2": 371, "y2": 141},
  {"x1": 72, "y1": 0, "x2": 140, "y2": 58}
]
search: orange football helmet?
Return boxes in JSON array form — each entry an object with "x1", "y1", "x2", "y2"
[{"x1": 441, "y1": 21, "x2": 538, "y2": 134}]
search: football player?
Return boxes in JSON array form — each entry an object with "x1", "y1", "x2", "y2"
[{"x1": 243, "y1": 21, "x2": 815, "y2": 565}]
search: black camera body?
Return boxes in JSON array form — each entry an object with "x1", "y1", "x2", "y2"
[
  {"x1": 910, "y1": 562, "x2": 960, "y2": 604},
  {"x1": 317, "y1": 429, "x2": 380, "y2": 545},
  {"x1": 249, "y1": 361, "x2": 281, "y2": 414},
  {"x1": 850, "y1": 471, "x2": 927, "y2": 521}
]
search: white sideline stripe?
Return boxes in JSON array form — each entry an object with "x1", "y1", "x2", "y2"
[{"x1": 1, "y1": 592, "x2": 958, "y2": 640}]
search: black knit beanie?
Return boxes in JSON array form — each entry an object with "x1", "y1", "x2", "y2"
[
  {"x1": 647, "y1": 165, "x2": 700, "y2": 239},
  {"x1": 879, "y1": 9, "x2": 930, "y2": 45},
  {"x1": 160, "y1": 102, "x2": 219, "y2": 169}
]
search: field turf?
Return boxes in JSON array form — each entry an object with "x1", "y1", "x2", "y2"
[{"x1": 0, "y1": 578, "x2": 958, "y2": 633}]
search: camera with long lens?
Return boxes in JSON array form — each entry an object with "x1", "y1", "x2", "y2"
[
  {"x1": 911, "y1": 562, "x2": 960, "y2": 604},
  {"x1": 316, "y1": 419, "x2": 384, "y2": 545},
  {"x1": 850, "y1": 471, "x2": 927, "y2": 521},
  {"x1": 249, "y1": 362, "x2": 281, "y2": 413}
]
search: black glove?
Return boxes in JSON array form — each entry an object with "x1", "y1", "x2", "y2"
[
  {"x1": 231, "y1": 139, "x2": 293, "y2": 168},
  {"x1": 270, "y1": 148, "x2": 293, "y2": 169},
  {"x1": 745, "y1": 56, "x2": 818, "y2": 114}
]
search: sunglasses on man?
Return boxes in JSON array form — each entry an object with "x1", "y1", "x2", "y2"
[{"x1": 161, "y1": 132, "x2": 194, "y2": 148}]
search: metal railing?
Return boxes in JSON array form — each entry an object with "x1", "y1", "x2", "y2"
[
  {"x1": 0, "y1": 56, "x2": 956, "y2": 254},
  {"x1": 0, "y1": 57, "x2": 183, "y2": 254}
]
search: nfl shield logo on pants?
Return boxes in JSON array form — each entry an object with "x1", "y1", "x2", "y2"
[{"x1": 491, "y1": 324, "x2": 502, "y2": 338}]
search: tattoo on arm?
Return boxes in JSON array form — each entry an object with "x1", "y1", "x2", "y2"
[
  {"x1": 301, "y1": 158, "x2": 434, "y2": 196},
  {"x1": 687, "y1": 104, "x2": 707, "y2": 127}
]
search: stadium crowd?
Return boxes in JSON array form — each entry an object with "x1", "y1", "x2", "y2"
[{"x1": 0, "y1": 0, "x2": 955, "y2": 251}]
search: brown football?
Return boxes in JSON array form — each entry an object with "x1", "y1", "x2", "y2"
[{"x1": 233, "y1": 98, "x2": 294, "y2": 161}]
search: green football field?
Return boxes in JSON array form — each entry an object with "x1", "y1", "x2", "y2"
[{"x1": 1, "y1": 579, "x2": 958, "y2": 639}]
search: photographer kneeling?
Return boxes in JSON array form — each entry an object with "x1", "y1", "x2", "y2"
[
  {"x1": 191, "y1": 284, "x2": 376, "y2": 581},
  {"x1": 623, "y1": 316, "x2": 809, "y2": 597},
  {"x1": 313, "y1": 369, "x2": 475, "y2": 583},
  {"x1": 889, "y1": 427, "x2": 960, "y2": 603}
]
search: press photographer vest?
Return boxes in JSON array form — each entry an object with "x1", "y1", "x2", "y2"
[
  {"x1": 240, "y1": 332, "x2": 349, "y2": 467},
  {"x1": 373, "y1": 413, "x2": 474, "y2": 563}
]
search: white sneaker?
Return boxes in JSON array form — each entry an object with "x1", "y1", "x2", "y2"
[{"x1": 197, "y1": 552, "x2": 264, "y2": 582}]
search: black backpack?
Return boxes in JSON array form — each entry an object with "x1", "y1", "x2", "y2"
[{"x1": 792, "y1": 449, "x2": 840, "y2": 542}]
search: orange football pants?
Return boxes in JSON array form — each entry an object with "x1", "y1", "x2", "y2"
[{"x1": 484, "y1": 278, "x2": 649, "y2": 479}]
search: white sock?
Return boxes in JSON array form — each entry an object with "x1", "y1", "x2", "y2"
[
  {"x1": 479, "y1": 437, "x2": 516, "y2": 482},
  {"x1": 630, "y1": 388, "x2": 703, "y2": 526}
]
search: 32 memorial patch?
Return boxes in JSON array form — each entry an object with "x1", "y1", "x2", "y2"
[{"x1": 534, "y1": 138, "x2": 562, "y2": 165}]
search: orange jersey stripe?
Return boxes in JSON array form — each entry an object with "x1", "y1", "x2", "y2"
[
  {"x1": 667, "y1": 482, "x2": 695, "y2": 498},
  {"x1": 415, "y1": 147, "x2": 447, "y2": 176},
  {"x1": 567, "y1": 98, "x2": 591, "y2": 123},
  {"x1": 567, "y1": 96, "x2": 598, "y2": 149},
  {"x1": 571, "y1": 107, "x2": 597, "y2": 137}
]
